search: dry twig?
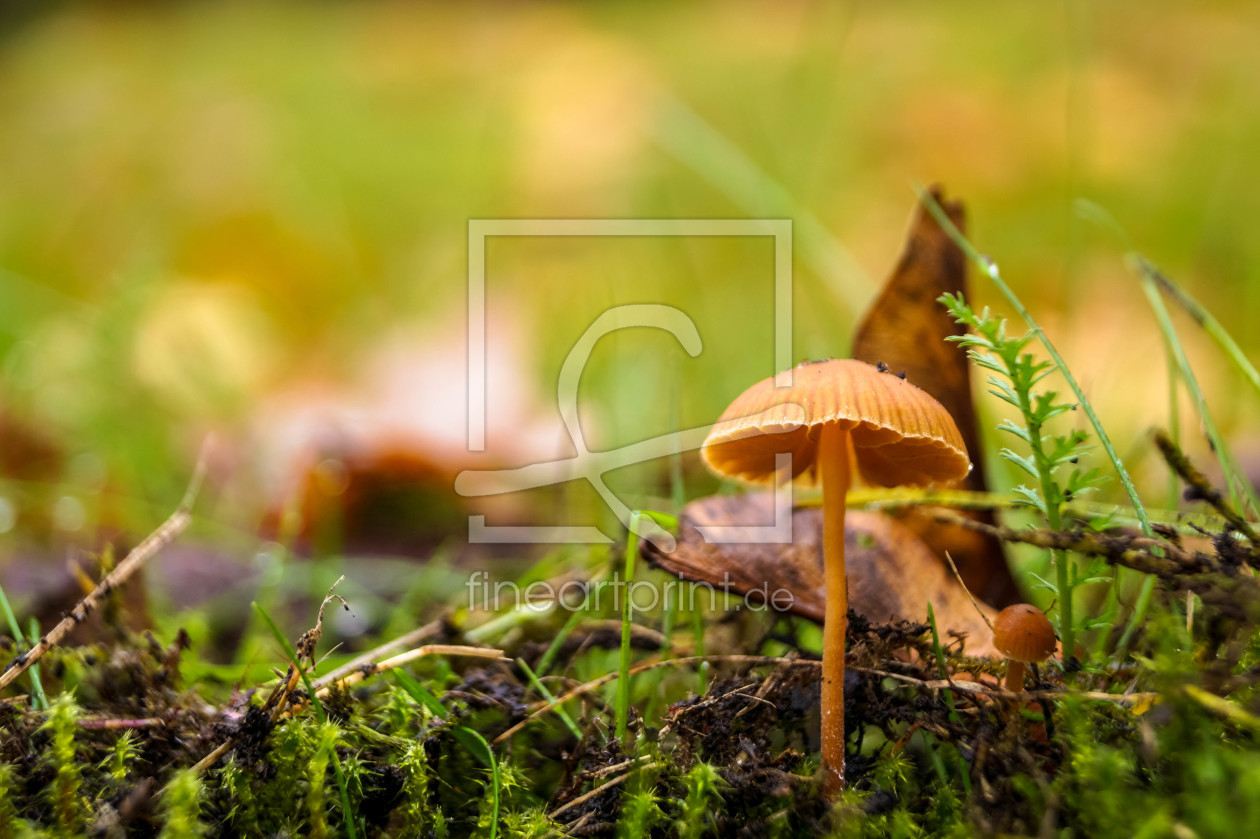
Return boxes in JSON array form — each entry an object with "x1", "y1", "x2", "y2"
[
  {"x1": 312, "y1": 619, "x2": 444, "y2": 690},
  {"x1": 925, "y1": 508, "x2": 1260, "y2": 623},
  {"x1": 548, "y1": 762, "x2": 657, "y2": 820},
  {"x1": 944, "y1": 551, "x2": 995, "y2": 633},
  {"x1": 314, "y1": 644, "x2": 508, "y2": 698},
  {"x1": 1153, "y1": 429, "x2": 1259, "y2": 545},
  {"x1": 495, "y1": 655, "x2": 823, "y2": 744},
  {"x1": 0, "y1": 439, "x2": 211, "y2": 695}
]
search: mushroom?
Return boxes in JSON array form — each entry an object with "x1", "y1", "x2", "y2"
[
  {"x1": 992, "y1": 603, "x2": 1057, "y2": 693},
  {"x1": 701, "y1": 359, "x2": 970, "y2": 797}
]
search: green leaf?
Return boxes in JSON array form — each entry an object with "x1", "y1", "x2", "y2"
[
  {"x1": 1028, "y1": 573, "x2": 1058, "y2": 593},
  {"x1": 997, "y1": 419, "x2": 1032, "y2": 444},
  {"x1": 451, "y1": 728, "x2": 500, "y2": 839},
  {"x1": 1001, "y1": 450, "x2": 1041, "y2": 480},
  {"x1": 393, "y1": 670, "x2": 448, "y2": 718},
  {"x1": 1011, "y1": 485, "x2": 1047, "y2": 513}
]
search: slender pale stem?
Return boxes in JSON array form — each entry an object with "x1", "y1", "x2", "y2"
[
  {"x1": 1004, "y1": 660, "x2": 1027, "y2": 694},
  {"x1": 819, "y1": 425, "x2": 851, "y2": 798}
]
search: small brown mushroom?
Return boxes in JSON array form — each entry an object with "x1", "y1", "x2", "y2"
[
  {"x1": 702, "y1": 358, "x2": 970, "y2": 797},
  {"x1": 992, "y1": 603, "x2": 1057, "y2": 693}
]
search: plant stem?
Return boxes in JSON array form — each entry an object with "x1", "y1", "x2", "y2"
[
  {"x1": 1107, "y1": 325, "x2": 1186, "y2": 658},
  {"x1": 819, "y1": 425, "x2": 851, "y2": 798},
  {"x1": 919, "y1": 186, "x2": 1153, "y2": 541},
  {"x1": 1139, "y1": 264, "x2": 1260, "y2": 517},
  {"x1": 1114, "y1": 266, "x2": 1260, "y2": 654},
  {"x1": 615, "y1": 512, "x2": 640, "y2": 744},
  {"x1": 922, "y1": 186, "x2": 1157, "y2": 664},
  {"x1": 1013, "y1": 372, "x2": 1075, "y2": 666},
  {"x1": 692, "y1": 601, "x2": 707, "y2": 697},
  {"x1": 1147, "y1": 262, "x2": 1260, "y2": 403}
]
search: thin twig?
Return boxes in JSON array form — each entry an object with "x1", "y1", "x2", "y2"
[
  {"x1": 1153, "y1": 429, "x2": 1259, "y2": 545},
  {"x1": 314, "y1": 645, "x2": 508, "y2": 697},
  {"x1": 548, "y1": 762, "x2": 657, "y2": 820},
  {"x1": 496, "y1": 651, "x2": 1157, "y2": 748},
  {"x1": 78, "y1": 717, "x2": 164, "y2": 730},
  {"x1": 580, "y1": 755, "x2": 655, "y2": 781},
  {"x1": 662, "y1": 684, "x2": 775, "y2": 739},
  {"x1": 494, "y1": 655, "x2": 820, "y2": 745},
  {"x1": 259, "y1": 576, "x2": 348, "y2": 722},
  {"x1": 0, "y1": 438, "x2": 211, "y2": 695},
  {"x1": 850, "y1": 666, "x2": 1158, "y2": 705},
  {"x1": 925, "y1": 507, "x2": 1260, "y2": 626},
  {"x1": 548, "y1": 810, "x2": 594, "y2": 838},
  {"x1": 925, "y1": 509, "x2": 1193, "y2": 565},
  {"x1": 734, "y1": 651, "x2": 797, "y2": 720},
  {"x1": 312, "y1": 620, "x2": 444, "y2": 690},
  {"x1": 943, "y1": 551, "x2": 995, "y2": 633},
  {"x1": 190, "y1": 741, "x2": 234, "y2": 775}
]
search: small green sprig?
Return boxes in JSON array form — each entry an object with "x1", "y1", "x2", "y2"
[
  {"x1": 675, "y1": 762, "x2": 726, "y2": 839},
  {"x1": 618, "y1": 785, "x2": 666, "y2": 839},
  {"x1": 941, "y1": 292, "x2": 1108, "y2": 666},
  {"x1": 99, "y1": 730, "x2": 141, "y2": 786}
]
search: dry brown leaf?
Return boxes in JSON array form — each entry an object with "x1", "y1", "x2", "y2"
[
  {"x1": 852, "y1": 185, "x2": 1018, "y2": 606},
  {"x1": 642, "y1": 493, "x2": 998, "y2": 658}
]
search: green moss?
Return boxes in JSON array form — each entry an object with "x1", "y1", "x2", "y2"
[
  {"x1": 0, "y1": 761, "x2": 33, "y2": 837},
  {"x1": 38, "y1": 693, "x2": 85, "y2": 838},
  {"x1": 159, "y1": 769, "x2": 207, "y2": 839},
  {"x1": 216, "y1": 758, "x2": 263, "y2": 838},
  {"x1": 675, "y1": 762, "x2": 726, "y2": 839},
  {"x1": 305, "y1": 723, "x2": 339, "y2": 839}
]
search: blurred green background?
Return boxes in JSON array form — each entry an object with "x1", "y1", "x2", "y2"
[{"x1": 2, "y1": 1, "x2": 1259, "y2": 630}]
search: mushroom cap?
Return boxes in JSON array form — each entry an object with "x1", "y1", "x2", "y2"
[
  {"x1": 992, "y1": 604, "x2": 1057, "y2": 663},
  {"x1": 701, "y1": 359, "x2": 970, "y2": 487}
]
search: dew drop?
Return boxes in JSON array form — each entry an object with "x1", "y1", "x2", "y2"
[
  {"x1": 53, "y1": 496, "x2": 85, "y2": 532},
  {"x1": 0, "y1": 497, "x2": 15, "y2": 534}
]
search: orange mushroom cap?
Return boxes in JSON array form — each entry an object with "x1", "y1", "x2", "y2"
[
  {"x1": 992, "y1": 604, "x2": 1057, "y2": 663},
  {"x1": 701, "y1": 359, "x2": 971, "y2": 487}
]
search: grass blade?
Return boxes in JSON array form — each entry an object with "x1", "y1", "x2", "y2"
[
  {"x1": 917, "y1": 185, "x2": 1154, "y2": 540},
  {"x1": 393, "y1": 670, "x2": 448, "y2": 718},
  {"x1": 615, "y1": 512, "x2": 641, "y2": 744},
  {"x1": 1135, "y1": 257, "x2": 1260, "y2": 517},
  {"x1": 517, "y1": 657, "x2": 582, "y2": 740},
  {"x1": 921, "y1": 186, "x2": 1159, "y2": 661},
  {"x1": 653, "y1": 96, "x2": 872, "y2": 315},
  {"x1": 0, "y1": 585, "x2": 46, "y2": 709},
  {"x1": 926, "y1": 603, "x2": 959, "y2": 724},
  {"x1": 394, "y1": 669, "x2": 502, "y2": 838},
  {"x1": 535, "y1": 595, "x2": 588, "y2": 678},
  {"x1": 450, "y1": 728, "x2": 500, "y2": 839},
  {"x1": 1147, "y1": 265, "x2": 1260, "y2": 401}
]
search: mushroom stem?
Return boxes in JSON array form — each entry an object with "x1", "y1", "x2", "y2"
[
  {"x1": 819, "y1": 424, "x2": 851, "y2": 799},
  {"x1": 1004, "y1": 659, "x2": 1027, "y2": 694}
]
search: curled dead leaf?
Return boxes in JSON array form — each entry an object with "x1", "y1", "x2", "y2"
[
  {"x1": 852, "y1": 185, "x2": 1018, "y2": 606},
  {"x1": 641, "y1": 492, "x2": 999, "y2": 658}
]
